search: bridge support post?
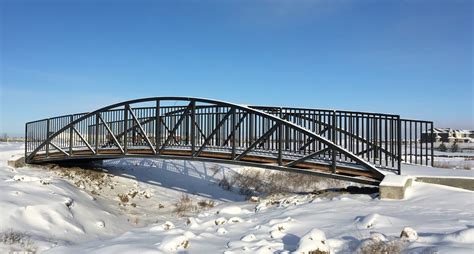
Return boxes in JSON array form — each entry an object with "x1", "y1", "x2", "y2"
[
  {"x1": 46, "y1": 118, "x2": 50, "y2": 158},
  {"x1": 430, "y1": 122, "x2": 434, "y2": 167},
  {"x1": 24, "y1": 123, "x2": 27, "y2": 159},
  {"x1": 216, "y1": 107, "x2": 221, "y2": 147},
  {"x1": 95, "y1": 114, "x2": 99, "y2": 153},
  {"x1": 69, "y1": 115, "x2": 73, "y2": 156},
  {"x1": 278, "y1": 108, "x2": 283, "y2": 165},
  {"x1": 331, "y1": 111, "x2": 337, "y2": 173},
  {"x1": 397, "y1": 118, "x2": 402, "y2": 175},
  {"x1": 278, "y1": 123, "x2": 283, "y2": 165},
  {"x1": 155, "y1": 100, "x2": 161, "y2": 153},
  {"x1": 231, "y1": 108, "x2": 236, "y2": 159},
  {"x1": 191, "y1": 100, "x2": 196, "y2": 154},
  {"x1": 124, "y1": 104, "x2": 129, "y2": 154},
  {"x1": 249, "y1": 114, "x2": 254, "y2": 144}
]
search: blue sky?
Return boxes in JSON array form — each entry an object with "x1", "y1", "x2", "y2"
[{"x1": 1, "y1": 0, "x2": 472, "y2": 136}]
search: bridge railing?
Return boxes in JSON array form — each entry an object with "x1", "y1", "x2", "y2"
[
  {"x1": 25, "y1": 98, "x2": 434, "y2": 178},
  {"x1": 400, "y1": 119, "x2": 434, "y2": 166},
  {"x1": 252, "y1": 107, "x2": 402, "y2": 174},
  {"x1": 252, "y1": 106, "x2": 435, "y2": 171}
]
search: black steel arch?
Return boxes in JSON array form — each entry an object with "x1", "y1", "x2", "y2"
[{"x1": 25, "y1": 97, "x2": 434, "y2": 185}]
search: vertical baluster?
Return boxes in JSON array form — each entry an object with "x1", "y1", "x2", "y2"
[
  {"x1": 124, "y1": 105, "x2": 129, "y2": 153},
  {"x1": 332, "y1": 110, "x2": 337, "y2": 173},
  {"x1": 46, "y1": 119, "x2": 50, "y2": 158},
  {"x1": 430, "y1": 122, "x2": 434, "y2": 167}
]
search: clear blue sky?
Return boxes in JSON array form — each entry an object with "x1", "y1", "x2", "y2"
[{"x1": 1, "y1": 0, "x2": 472, "y2": 136}]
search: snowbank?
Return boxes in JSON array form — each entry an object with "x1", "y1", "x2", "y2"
[{"x1": 0, "y1": 142, "x2": 473, "y2": 253}]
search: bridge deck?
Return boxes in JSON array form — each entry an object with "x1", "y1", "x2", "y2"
[{"x1": 31, "y1": 146, "x2": 381, "y2": 185}]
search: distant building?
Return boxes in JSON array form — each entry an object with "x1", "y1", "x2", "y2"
[{"x1": 421, "y1": 128, "x2": 474, "y2": 143}]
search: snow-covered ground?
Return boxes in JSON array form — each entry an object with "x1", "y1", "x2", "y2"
[
  {"x1": 1, "y1": 142, "x2": 473, "y2": 253},
  {"x1": 402, "y1": 164, "x2": 474, "y2": 178}
]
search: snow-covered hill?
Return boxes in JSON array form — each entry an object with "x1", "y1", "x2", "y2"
[{"x1": 0, "y1": 143, "x2": 473, "y2": 253}]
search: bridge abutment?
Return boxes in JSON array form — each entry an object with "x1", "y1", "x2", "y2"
[
  {"x1": 379, "y1": 175, "x2": 413, "y2": 200},
  {"x1": 7, "y1": 155, "x2": 26, "y2": 168}
]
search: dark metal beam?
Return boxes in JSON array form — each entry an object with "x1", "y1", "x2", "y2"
[
  {"x1": 155, "y1": 100, "x2": 161, "y2": 151},
  {"x1": 286, "y1": 147, "x2": 329, "y2": 167},
  {"x1": 97, "y1": 113, "x2": 125, "y2": 154},
  {"x1": 191, "y1": 100, "x2": 196, "y2": 154},
  {"x1": 194, "y1": 108, "x2": 234, "y2": 157},
  {"x1": 72, "y1": 127, "x2": 96, "y2": 154},
  {"x1": 160, "y1": 117, "x2": 180, "y2": 144},
  {"x1": 235, "y1": 124, "x2": 278, "y2": 161},
  {"x1": 194, "y1": 121, "x2": 207, "y2": 141},
  {"x1": 159, "y1": 102, "x2": 193, "y2": 152},
  {"x1": 49, "y1": 141, "x2": 70, "y2": 156},
  {"x1": 222, "y1": 113, "x2": 248, "y2": 146},
  {"x1": 128, "y1": 107, "x2": 157, "y2": 154},
  {"x1": 299, "y1": 137, "x2": 316, "y2": 151}
]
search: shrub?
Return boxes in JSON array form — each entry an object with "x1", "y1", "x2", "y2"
[
  {"x1": 223, "y1": 168, "x2": 344, "y2": 198},
  {"x1": 218, "y1": 176, "x2": 232, "y2": 191},
  {"x1": 433, "y1": 160, "x2": 451, "y2": 169},
  {"x1": 1, "y1": 230, "x2": 25, "y2": 245},
  {"x1": 451, "y1": 141, "x2": 459, "y2": 153},
  {"x1": 0, "y1": 229, "x2": 37, "y2": 253},
  {"x1": 117, "y1": 194, "x2": 129, "y2": 203},
  {"x1": 438, "y1": 142, "x2": 447, "y2": 152},
  {"x1": 358, "y1": 240, "x2": 404, "y2": 254},
  {"x1": 197, "y1": 200, "x2": 216, "y2": 208},
  {"x1": 174, "y1": 194, "x2": 197, "y2": 216}
]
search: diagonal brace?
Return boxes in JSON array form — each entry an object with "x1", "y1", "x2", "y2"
[
  {"x1": 128, "y1": 108, "x2": 157, "y2": 154},
  {"x1": 72, "y1": 127, "x2": 96, "y2": 154},
  {"x1": 235, "y1": 124, "x2": 279, "y2": 161},
  {"x1": 299, "y1": 137, "x2": 316, "y2": 151},
  {"x1": 97, "y1": 113, "x2": 125, "y2": 154},
  {"x1": 319, "y1": 126, "x2": 329, "y2": 135},
  {"x1": 49, "y1": 141, "x2": 70, "y2": 156},
  {"x1": 222, "y1": 113, "x2": 248, "y2": 146},
  {"x1": 286, "y1": 147, "x2": 329, "y2": 167},
  {"x1": 160, "y1": 118, "x2": 180, "y2": 144},
  {"x1": 194, "y1": 121, "x2": 207, "y2": 140},
  {"x1": 194, "y1": 108, "x2": 234, "y2": 157},
  {"x1": 160, "y1": 102, "x2": 193, "y2": 152}
]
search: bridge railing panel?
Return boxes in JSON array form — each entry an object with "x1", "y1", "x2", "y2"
[
  {"x1": 252, "y1": 106, "x2": 403, "y2": 174},
  {"x1": 26, "y1": 119, "x2": 49, "y2": 157},
  {"x1": 400, "y1": 119, "x2": 434, "y2": 167}
]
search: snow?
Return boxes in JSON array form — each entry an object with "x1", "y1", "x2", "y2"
[
  {"x1": 218, "y1": 206, "x2": 250, "y2": 215},
  {"x1": 294, "y1": 228, "x2": 330, "y2": 253},
  {"x1": 400, "y1": 227, "x2": 418, "y2": 242},
  {"x1": 402, "y1": 163, "x2": 474, "y2": 178},
  {"x1": 158, "y1": 234, "x2": 190, "y2": 251},
  {"x1": 1, "y1": 142, "x2": 474, "y2": 253},
  {"x1": 355, "y1": 213, "x2": 405, "y2": 232},
  {"x1": 443, "y1": 228, "x2": 474, "y2": 244}
]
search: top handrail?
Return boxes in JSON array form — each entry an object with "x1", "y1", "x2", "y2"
[{"x1": 26, "y1": 102, "x2": 425, "y2": 125}]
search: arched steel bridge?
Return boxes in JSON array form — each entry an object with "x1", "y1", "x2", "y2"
[{"x1": 25, "y1": 97, "x2": 434, "y2": 185}]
